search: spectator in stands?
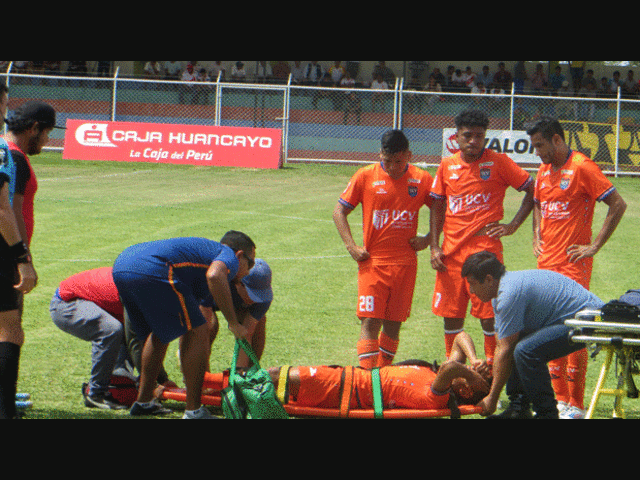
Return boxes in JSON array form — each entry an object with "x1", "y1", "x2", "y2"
[
  {"x1": 143, "y1": 61, "x2": 162, "y2": 78},
  {"x1": 95, "y1": 61, "x2": 111, "y2": 77},
  {"x1": 450, "y1": 68, "x2": 466, "y2": 91},
  {"x1": 343, "y1": 87, "x2": 362, "y2": 125},
  {"x1": 477, "y1": 65, "x2": 493, "y2": 90},
  {"x1": 609, "y1": 71, "x2": 623, "y2": 95},
  {"x1": 424, "y1": 75, "x2": 444, "y2": 110},
  {"x1": 290, "y1": 61, "x2": 305, "y2": 84},
  {"x1": 231, "y1": 62, "x2": 247, "y2": 82},
  {"x1": 429, "y1": 67, "x2": 447, "y2": 88},
  {"x1": 372, "y1": 61, "x2": 395, "y2": 86},
  {"x1": 531, "y1": 63, "x2": 548, "y2": 93},
  {"x1": 346, "y1": 61, "x2": 361, "y2": 83},
  {"x1": 548, "y1": 65, "x2": 566, "y2": 95},
  {"x1": 304, "y1": 61, "x2": 324, "y2": 86},
  {"x1": 513, "y1": 61, "x2": 528, "y2": 94},
  {"x1": 209, "y1": 61, "x2": 226, "y2": 81},
  {"x1": 272, "y1": 61, "x2": 290, "y2": 83},
  {"x1": 179, "y1": 63, "x2": 197, "y2": 104},
  {"x1": 462, "y1": 66, "x2": 477, "y2": 91},
  {"x1": 493, "y1": 62, "x2": 513, "y2": 92},
  {"x1": 598, "y1": 77, "x2": 611, "y2": 98},
  {"x1": 371, "y1": 73, "x2": 390, "y2": 112},
  {"x1": 443, "y1": 65, "x2": 456, "y2": 92},
  {"x1": 622, "y1": 70, "x2": 639, "y2": 99},
  {"x1": 329, "y1": 61, "x2": 346, "y2": 86},
  {"x1": 163, "y1": 61, "x2": 182, "y2": 81},
  {"x1": 257, "y1": 61, "x2": 273, "y2": 83},
  {"x1": 569, "y1": 61, "x2": 586, "y2": 92}
]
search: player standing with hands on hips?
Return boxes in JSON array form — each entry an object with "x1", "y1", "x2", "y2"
[
  {"x1": 334, "y1": 130, "x2": 433, "y2": 369},
  {"x1": 527, "y1": 117, "x2": 627, "y2": 419},
  {"x1": 429, "y1": 110, "x2": 534, "y2": 367}
]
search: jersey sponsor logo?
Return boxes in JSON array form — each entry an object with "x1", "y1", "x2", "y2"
[
  {"x1": 372, "y1": 209, "x2": 417, "y2": 230},
  {"x1": 449, "y1": 193, "x2": 492, "y2": 215},
  {"x1": 540, "y1": 200, "x2": 570, "y2": 219}
]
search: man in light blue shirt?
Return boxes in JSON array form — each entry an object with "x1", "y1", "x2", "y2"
[{"x1": 462, "y1": 251, "x2": 604, "y2": 419}]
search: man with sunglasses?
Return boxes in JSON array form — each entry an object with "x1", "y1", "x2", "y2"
[{"x1": 112, "y1": 231, "x2": 255, "y2": 419}]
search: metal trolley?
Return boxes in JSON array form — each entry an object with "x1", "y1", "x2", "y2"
[{"x1": 566, "y1": 309, "x2": 640, "y2": 419}]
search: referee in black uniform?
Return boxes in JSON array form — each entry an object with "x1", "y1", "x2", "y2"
[{"x1": 0, "y1": 82, "x2": 37, "y2": 419}]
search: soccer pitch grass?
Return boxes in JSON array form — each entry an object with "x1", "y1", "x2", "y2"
[{"x1": 17, "y1": 151, "x2": 640, "y2": 419}]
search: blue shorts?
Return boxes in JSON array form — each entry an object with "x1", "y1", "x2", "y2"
[{"x1": 112, "y1": 269, "x2": 207, "y2": 344}]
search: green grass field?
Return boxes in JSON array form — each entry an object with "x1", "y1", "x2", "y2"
[{"x1": 16, "y1": 152, "x2": 640, "y2": 419}]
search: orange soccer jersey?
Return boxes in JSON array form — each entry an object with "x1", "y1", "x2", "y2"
[
  {"x1": 430, "y1": 149, "x2": 532, "y2": 256},
  {"x1": 534, "y1": 150, "x2": 615, "y2": 278},
  {"x1": 295, "y1": 365, "x2": 450, "y2": 411},
  {"x1": 339, "y1": 162, "x2": 433, "y2": 265}
]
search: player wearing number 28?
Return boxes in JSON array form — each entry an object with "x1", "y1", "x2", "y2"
[{"x1": 333, "y1": 130, "x2": 433, "y2": 370}]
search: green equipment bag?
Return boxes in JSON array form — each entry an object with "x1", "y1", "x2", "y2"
[{"x1": 221, "y1": 339, "x2": 289, "y2": 419}]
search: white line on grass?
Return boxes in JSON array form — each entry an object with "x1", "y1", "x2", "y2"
[{"x1": 39, "y1": 170, "x2": 155, "y2": 182}]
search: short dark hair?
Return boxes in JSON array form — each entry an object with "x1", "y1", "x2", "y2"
[
  {"x1": 525, "y1": 116, "x2": 565, "y2": 142},
  {"x1": 454, "y1": 110, "x2": 490, "y2": 130},
  {"x1": 220, "y1": 230, "x2": 255, "y2": 253},
  {"x1": 380, "y1": 130, "x2": 409, "y2": 154},
  {"x1": 461, "y1": 251, "x2": 506, "y2": 283}
]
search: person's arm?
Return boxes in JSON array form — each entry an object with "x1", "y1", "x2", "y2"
[
  {"x1": 431, "y1": 359, "x2": 489, "y2": 395},
  {"x1": 333, "y1": 201, "x2": 370, "y2": 262},
  {"x1": 450, "y1": 331, "x2": 491, "y2": 379},
  {"x1": 206, "y1": 261, "x2": 247, "y2": 340},
  {"x1": 0, "y1": 183, "x2": 36, "y2": 293},
  {"x1": 429, "y1": 197, "x2": 447, "y2": 271},
  {"x1": 486, "y1": 179, "x2": 535, "y2": 238},
  {"x1": 532, "y1": 200, "x2": 544, "y2": 258},
  {"x1": 477, "y1": 331, "x2": 519, "y2": 416},
  {"x1": 567, "y1": 190, "x2": 627, "y2": 262}
]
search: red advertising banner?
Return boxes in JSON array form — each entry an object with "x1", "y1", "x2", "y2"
[{"x1": 63, "y1": 120, "x2": 282, "y2": 169}]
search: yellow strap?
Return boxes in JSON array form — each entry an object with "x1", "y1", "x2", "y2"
[
  {"x1": 277, "y1": 366, "x2": 290, "y2": 404},
  {"x1": 339, "y1": 366, "x2": 354, "y2": 418}
]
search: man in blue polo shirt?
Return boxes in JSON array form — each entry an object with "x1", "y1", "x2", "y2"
[
  {"x1": 461, "y1": 251, "x2": 604, "y2": 419},
  {"x1": 112, "y1": 231, "x2": 256, "y2": 419}
]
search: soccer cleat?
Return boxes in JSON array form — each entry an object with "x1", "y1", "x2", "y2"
[
  {"x1": 182, "y1": 406, "x2": 220, "y2": 419},
  {"x1": 130, "y1": 400, "x2": 172, "y2": 416},
  {"x1": 82, "y1": 382, "x2": 128, "y2": 410},
  {"x1": 559, "y1": 405, "x2": 585, "y2": 419}
]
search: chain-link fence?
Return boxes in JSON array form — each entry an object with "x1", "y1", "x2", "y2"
[{"x1": 3, "y1": 68, "x2": 640, "y2": 176}]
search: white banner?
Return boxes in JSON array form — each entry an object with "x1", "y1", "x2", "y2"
[{"x1": 442, "y1": 129, "x2": 541, "y2": 165}]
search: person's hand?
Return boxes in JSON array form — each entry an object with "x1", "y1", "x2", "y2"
[
  {"x1": 477, "y1": 395, "x2": 498, "y2": 417},
  {"x1": 14, "y1": 262, "x2": 37, "y2": 294},
  {"x1": 430, "y1": 246, "x2": 446, "y2": 271},
  {"x1": 567, "y1": 243, "x2": 598, "y2": 263},
  {"x1": 347, "y1": 245, "x2": 370, "y2": 263},
  {"x1": 484, "y1": 222, "x2": 516, "y2": 239},
  {"x1": 409, "y1": 235, "x2": 429, "y2": 252},
  {"x1": 228, "y1": 321, "x2": 249, "y2": 340}
]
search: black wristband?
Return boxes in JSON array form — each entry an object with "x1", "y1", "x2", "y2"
[{"x1": 8, "y1": 241, "x2": 28, "y2": 260}]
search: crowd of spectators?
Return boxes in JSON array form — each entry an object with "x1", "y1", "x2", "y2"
[{"x1": 4, "y1": 61, "x2": 640, "y2": 101}]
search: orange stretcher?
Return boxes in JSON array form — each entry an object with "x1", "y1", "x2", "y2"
[{"x1": 160, "y1": 369, "x2": 483, "y2": 419}]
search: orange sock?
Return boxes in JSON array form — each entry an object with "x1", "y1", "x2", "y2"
[
  {"x1": 549, "y1": 356, "x2": 570, "y2": 405},
  {"x1": 567, "y1": 349, "x2": 588, "y2": 410},
  {"x1": 483, "y1": 330, "x2": 496, "y2": 366},
  {"x1": 444, "y1": 329, "x2": 463, "y2": 358},
  {"x1": 357, "y1": 339, "x2": 379, "y2": 370},
  {"x1": 378, "y1": 333, "x2": 399, "y2": 368}
]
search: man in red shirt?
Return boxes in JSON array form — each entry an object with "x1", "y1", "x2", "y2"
[
  {"x1": 50, "y1": 267, "x2": 133, "y2": 410},
  {"x1": 527, "y1": 117, "x2": 627, "y2": 418},
  {"x1": 430, "y1": 110, "x2": 534, "y2": 366},
  {"x1": 333, "y1": 130, "x2": 433, "y2": 369}
]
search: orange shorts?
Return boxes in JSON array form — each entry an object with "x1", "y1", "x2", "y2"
[
  {"x1": 432, "y1": 237, "x2": 502, "y2": 320},
  {"x1": 538, "y1": 259, "x2": 592, "y2": 290},
  {"x1": 357, "y1": 260, "x2": 417, "y2": 323}
]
